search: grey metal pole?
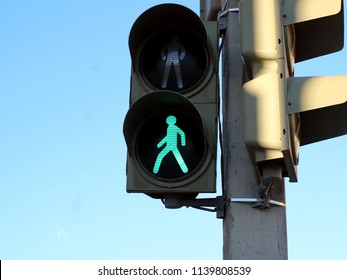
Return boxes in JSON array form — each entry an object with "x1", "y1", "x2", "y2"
[{"x1": 221, "y1": 0, "x2": 288, "y2": 259}]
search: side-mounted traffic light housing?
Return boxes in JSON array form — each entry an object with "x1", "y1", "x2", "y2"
[
  {"x1": 240, "y1": 0, "x2": 347, "y2": 182},
  {"x1": 124, "y1": 4, "x2": 219, "y2": 200}
]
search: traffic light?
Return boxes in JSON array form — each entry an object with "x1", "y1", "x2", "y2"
[
  {"x1": 240, "y1": 0, "x2": 347, "y2": 182},
  {"x1": 123, "y1": 4, "x2": 218, "y2": 201}
]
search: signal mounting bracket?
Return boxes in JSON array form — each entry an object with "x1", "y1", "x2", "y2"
[{"x1": 162, "y1": 195, "x2": 226, "y2": 219}]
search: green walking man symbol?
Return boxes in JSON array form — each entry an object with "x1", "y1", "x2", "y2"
[{"x1": 153, "y1": 115, "x2": 188, "y2": 174}]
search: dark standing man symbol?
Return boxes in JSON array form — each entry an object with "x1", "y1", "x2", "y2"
[{"x1": 161, "y1": 36, "x2": 186, "y2": 89}]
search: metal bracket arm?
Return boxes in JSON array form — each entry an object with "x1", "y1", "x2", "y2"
[{"x1": 163, "y1": 195, "x2": 226, "y2": 219}]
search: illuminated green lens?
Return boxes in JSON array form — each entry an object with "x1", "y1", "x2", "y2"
[{"x1": 153, "y1": 115, "x2": 188, "y2": 174}]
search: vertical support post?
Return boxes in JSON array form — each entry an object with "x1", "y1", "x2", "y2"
[{"x1": 222, "y1": 0, "x2": 288, "y2": 259}]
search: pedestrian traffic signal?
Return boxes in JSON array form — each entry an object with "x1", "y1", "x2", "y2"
[
  {"x1": 124, "y1": 4, "x2": 218, "y2": 200},
  {"x1": 123, "y1": 91, "x2": 211, "y2": 189},
  {"x1": 240, "y1": 0, "x2": 347, "y2": 182}
]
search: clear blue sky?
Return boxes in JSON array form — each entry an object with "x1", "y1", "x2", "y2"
[{"x1": 0, "y1": 0, "x2": 346, "y2": 260}]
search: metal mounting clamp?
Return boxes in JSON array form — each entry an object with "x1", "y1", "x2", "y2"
[
  {"x1": 217, "y1": 8, "x2": 239, "y2": 34},
  {"x1": 230, "y1": 197, "x2": 286, "y2": 208}
]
